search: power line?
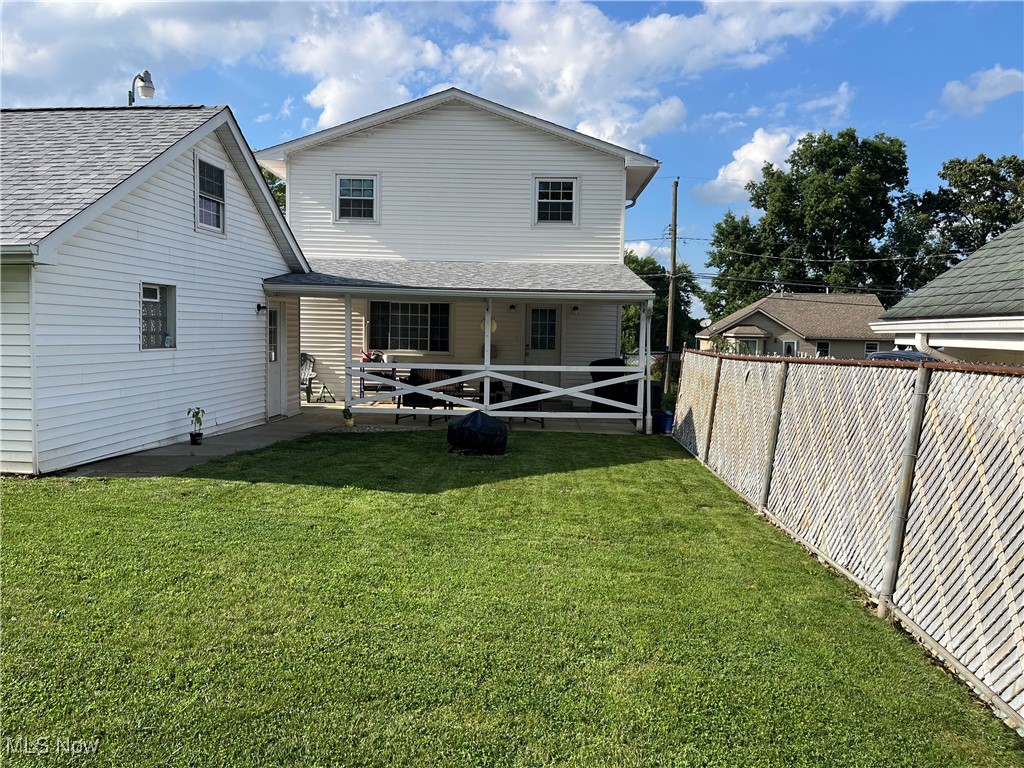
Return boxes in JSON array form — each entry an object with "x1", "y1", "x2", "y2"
[{"x1": 627, "y1": 238, "x2": 966, "y2": 263}]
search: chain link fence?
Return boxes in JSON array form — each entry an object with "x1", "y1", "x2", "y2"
[{"x1": 673, "y1": 349, "x2": 1024, "y2": 731}]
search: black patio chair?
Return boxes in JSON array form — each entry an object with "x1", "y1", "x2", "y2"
[
  {"x1": 589, "y1": 357, "x2": 633, "y2": 412},
  {"x1": 507, "y1": 382, "x2": 545, "y2": 428}
]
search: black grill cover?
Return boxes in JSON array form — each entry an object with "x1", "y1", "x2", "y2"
[{"x1": 447, "y1": 410, "x2": 507, "y2": 455}]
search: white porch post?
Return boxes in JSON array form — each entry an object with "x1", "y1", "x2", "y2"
[
  {"x1": 643, "y1": 299, "x2": 653, "y2": 434},
  {"x1": 483, "y1": 298, "x2": 492, "y2": 408},
  {"x1": 344, "y1": 292, "x2": 353, "y2": 406}
]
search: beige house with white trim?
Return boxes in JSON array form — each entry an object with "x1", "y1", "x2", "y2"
[{"x1": 696, "y1": 292, "x2": 895, "y2": 358}]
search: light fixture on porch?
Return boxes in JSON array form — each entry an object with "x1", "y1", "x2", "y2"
[
  {"x1": 508, "y1": 304, "x2": 517, "y2": 313},
  {"x1": 255, "y1": 303, "x2": 267, "y2": 315},
  {"x1": 128, "y1": 69, "x2": 156, "y2": 106},
  {"x1": 572, "y1": 305, "x2": 580, "y2": 315},
  {"x1": 480, "y1": 318, "x2": 498, "y2": 333}
]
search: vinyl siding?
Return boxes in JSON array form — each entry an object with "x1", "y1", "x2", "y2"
[
  {"x1": 284, "y1": 295, "x2": 302, "y2": 416},
  {"x1": 299, "y1": 298, "x2": 622, "y2": 403},
  {"x1": 1, "y1": 265, "x2": 35, "y2": 473},
  {"x1": 31, "y1": 135, "x2": 293, "y2": 473},
  {"x1": 287, "y1": 102, "x2": 626, "y2": 263}
]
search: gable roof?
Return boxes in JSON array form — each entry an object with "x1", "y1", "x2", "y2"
[
  {"x1": 264, "y1": 258, "x2": 654, "y2": 301},
  {"x1": 880, "y1": 222, "x2": 1024, "y2": 321},
  {"x1": 697, "y1": 292, "x2": 893, "y2": 341},
  {"x1": 255, "y1": 88, "x2": 661, "y2": 203},
  {"x1": 0, "y1": 106, "x2": 307, "y2": 272}
]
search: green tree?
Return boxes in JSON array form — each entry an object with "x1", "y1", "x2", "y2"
[
  {"x1": 621, "y1": 249, "x2": 699, "y2": 353},
  {"x1": 261, "y1": 167, "x2": 286, "y2": 214},
  {"x1": 699, "y1": 211, "x2": 773, "y2": 321},
  {"x1": 918, "y1": 154, "x2": 1024, "y2": 255}
]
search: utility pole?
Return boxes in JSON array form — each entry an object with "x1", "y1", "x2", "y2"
[{"x1": 664, "y1": 178, "x2": 679, "y2": 392}]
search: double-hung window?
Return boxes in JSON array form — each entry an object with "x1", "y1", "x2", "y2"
[
  {"x1": 337, "y1": 175, "x2": 378, "y2": 222},
  {"x1": 196, "y1": 157, "x2": 225, "y2": 233},
  {"x1": 816, "y1": 341, "x2": 831, "y2": 358},
  {"x1": 141, "y1": 283, "x2": 176, "y2": 349},
  {"x1": 369, "y1": 301, "x2": 449, "y2": 352},
  {"x1": 535, "y1": 177, "x2": 577, "y2": 224}
]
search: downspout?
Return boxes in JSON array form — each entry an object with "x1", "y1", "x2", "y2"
[
  {"x1": 624, "y1": 199, "x2": 637, "y2": 209},
  {"x1": 913, "y1": 332, "x2": 962, "y2": 363}
]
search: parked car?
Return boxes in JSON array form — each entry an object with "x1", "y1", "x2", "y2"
[{"x1": 867, "y1": 350, "x2": 940, "y2": 363}]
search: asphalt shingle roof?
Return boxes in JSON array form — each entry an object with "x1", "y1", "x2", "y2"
[
  {"x1": 697, "y1": 292, "x2": 893, "y2": 340},
  {"x1": 1, "y1": 106, "x2": 223, "y2": 245},
  {"x1": 881, "y1": 222, "x2": 1024, "y2": 321},
  {"x1": 265, "y1": 258, "x2": 655, "y2": 298}
]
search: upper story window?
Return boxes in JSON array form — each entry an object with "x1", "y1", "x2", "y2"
[
  {"x1": 196, "y1": 157, "x2": 225, "y2": 233},
  {"x1": 535, "y1": 177, "x2": 577, "y2": 225},
  {"x1": 337, "y1": 175, "x2": 379, "y2": 222}
]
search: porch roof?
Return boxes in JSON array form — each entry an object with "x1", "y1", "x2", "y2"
[{"x1": 264, "y1": 259, "x2": 655, "y2": 302}]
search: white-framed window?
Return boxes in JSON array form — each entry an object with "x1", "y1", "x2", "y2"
[
  {"x1": 865, "y1": 341, "x2": 879, "y2": 356},
  {"x1": 816, "y1": 341, "x2": 831, "y2": 358},
  {"x1": 196, "y1": 156, "x2": 225, "y2": 233},
  {"x1": 141, "y1": 283, "x2": 176, "y2": 349},
  {"x1": 368, "y1": 301, "x2": 450, "y2": 352},
  {"x1": 782, "y1": 340, "x2": 798, "y2": 357},
  {"x1": 336, "y1": 174, "x2": 379, "y2": 223},
  {"x1": 268, "y1": 308, "x2": 279, "y2": 363},
  {"x1": 534, "y1": 177, "x2": 578, "y2": 225}
]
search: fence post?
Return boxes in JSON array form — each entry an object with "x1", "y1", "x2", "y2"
[
  {"x1": 877, "y1": 365, "x2": 933, "y2": 618},
  {"x1": 758, "y1": 360, "x2": 789, "y2": 512},
  {"x1": 702, "y1": 355, "x2": 723, "y2": 463}
]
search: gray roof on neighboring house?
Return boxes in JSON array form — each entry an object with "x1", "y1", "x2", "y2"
[
  {"x1": 697, "y1": 292, "x2": 894, "y2": 340},
  {"x1": 1, "y1": 106, "x2": 222, "y2": 245},
  {"x1": 881, "y1": 222, "x2": 1024, "y2": 321},
  {"x1": 265, "y1": 258, "x2": 655, "y2": 299}
]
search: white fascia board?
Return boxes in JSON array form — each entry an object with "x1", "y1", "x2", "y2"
[
  {"x1": 255, "y1": 89, "x2": 661, "y2": 200},
  {"x1": 871, "y1": 316, "x2": 1024, "y2": 334},
  {"x1": 0, "y1": 244, "x2": 38, "y2": 265},
  {"x1": 36, "y1": 110, "x2": 230, "y2": 253},
  {"x1": 264, "y1": 283, "x2": 653, "y2": 303},
  {"x1": 216, "y1": 113, "x2": 309, "y2": 273}
]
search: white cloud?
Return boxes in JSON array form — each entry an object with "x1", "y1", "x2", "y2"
[
  {"x1": 0, "y1": 0, "x2": 897, "y2": 150},
  {"x1": 799, "y1": 81, "x2": 853, "y2": 124},
  {"x1": 278, "y1": 96, "x2": 294, "y2": 119},
  {"x1": 625, "y1": 240, "x2": 658, "y2": 260},
  {"x1": 693, "y1": 128, "x2": 799, "y2": 205},
  {"x1": 939, "y1": 65, "x2": 1024, "y2": 116},
  {"x1": 254, "y1": 113, "x2": 272, "y2": 124}
]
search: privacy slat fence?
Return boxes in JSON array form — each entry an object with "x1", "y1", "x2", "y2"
[{"x1": 673, "y1": 349, "x2": 1024, "y2": 732}]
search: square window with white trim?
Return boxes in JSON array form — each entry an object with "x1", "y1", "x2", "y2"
[
  {"x1": 816, "y1": 341, "x2": 831, "y2": 358},
  {"x1": 196, "y1": 157, "x2": 225, "y2": 233},
  {"x1": 368, "y1": 301, "x2": 449, "y2": 352},
  {"x1": 337, "y1": 175, "x2": 379, "y2": 222},
  {"x1": 534, "y1": 177, "x2": 577, "y2": 224},
  {"x1": 864, "y1": 341, "x2": 879, "y2": 356},
  {"x1": 141, "y1": 283, "x2": 176, "y2": 349}
]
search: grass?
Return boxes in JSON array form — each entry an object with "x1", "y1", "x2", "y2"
[{"x1": 2, "y1": 431, "x2": 1022, "y2": 767}]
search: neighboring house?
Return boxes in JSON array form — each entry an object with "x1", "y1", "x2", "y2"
[
  {"x1": 0, "y1": 106, "x2": 309, "y2": 474},
  {"x1": 254, "y1": 89, "x2": 659, "y2": 422},
  {"x1": 696, "y1": 293, "x2": 896, "y2": 358},
  {"x1": 870, "y1": 222, "x2": 1024, "y2": 365}
]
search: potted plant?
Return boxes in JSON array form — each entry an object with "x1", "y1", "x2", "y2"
[
  {"x1": 187, "y1": 406, "x2": 205, "y2": 445},
  {"x1": 342, "y1": 407, "x2": 355, "y2": 427}
]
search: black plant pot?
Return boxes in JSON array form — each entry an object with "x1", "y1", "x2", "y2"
[{"x1": 190, "y1": 432, "x2": 203, "y2": 446}]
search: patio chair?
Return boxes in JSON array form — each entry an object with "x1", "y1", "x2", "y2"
[
  {"x1": 506, "y1": 382, "x2": 545, "y2": 428},
  {"x1": 299, "y1": 353, "x2": 316, "y2": 403},
  {"x1": 589, "y1": 357, "x2": 633, "y2": 412},
  {"x1": 395, "y1": 369, "x2": 462, "y2": 425}
]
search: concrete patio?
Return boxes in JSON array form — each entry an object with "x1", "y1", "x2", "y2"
[{"x1": 68, "y1": 402, "x2": 642, "y2": 478}]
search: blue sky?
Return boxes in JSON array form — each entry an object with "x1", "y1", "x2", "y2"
[{"x1": 2, "y1": 1, "x2": 1022, "y2": 297}]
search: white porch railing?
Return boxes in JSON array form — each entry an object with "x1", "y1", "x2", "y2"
[{"x1": 343, "y1": 362, "x2": 650, "y2": 429}]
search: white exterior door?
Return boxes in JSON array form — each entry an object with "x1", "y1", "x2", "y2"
[
  {"x1": 525, "y1": 305, "x2": 560, "y2": 387},
  {"x1": 267, "y1": 302, "x2": 285, "y2": 417}
]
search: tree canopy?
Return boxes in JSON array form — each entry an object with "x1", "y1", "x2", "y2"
[
  {"x1": 699, "y1": 131, "x2": 1023, "y2": 321},
  {"x1": 621, "y1": 250, "x2": 699, "y2": 353}
]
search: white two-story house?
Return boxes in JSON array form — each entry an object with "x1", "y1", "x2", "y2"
[{"x1": 255, "y1": 89, "x2": 660, "y2": 426}]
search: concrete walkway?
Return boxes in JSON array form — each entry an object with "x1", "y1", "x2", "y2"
[{"x1": 69, "y1": 403, "x2": 641, "y2": 478}]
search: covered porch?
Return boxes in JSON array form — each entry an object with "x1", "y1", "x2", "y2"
[{"x1": 264, "y1": 259, "x2": 656, "y2": 433}]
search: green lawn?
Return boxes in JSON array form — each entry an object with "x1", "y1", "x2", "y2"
[{"x1": 2, "y1": 432, "x2": 1021, "y2": 767}]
